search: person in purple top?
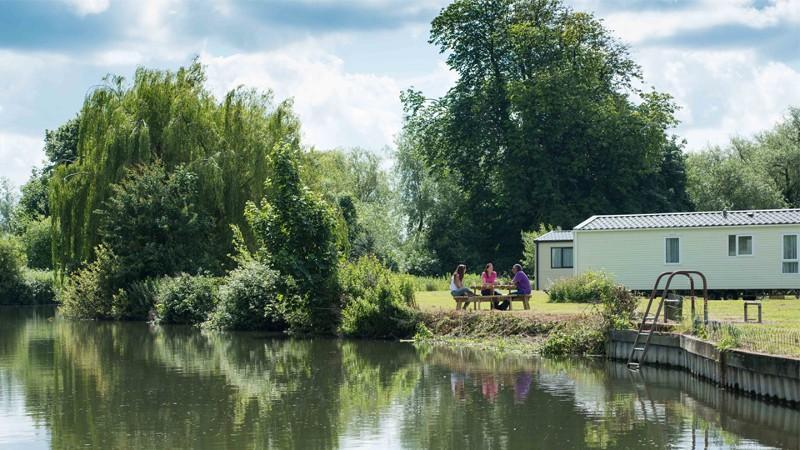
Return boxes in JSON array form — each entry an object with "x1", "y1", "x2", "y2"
[{"x1": 510, "y1": 264, "x2": 531, "y2": 295}]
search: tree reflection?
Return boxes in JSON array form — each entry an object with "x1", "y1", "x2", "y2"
[
  {"x1": 2, "y1": 309, "x2": 798, "y2": 450},
  {"x1": 1, "y1": 311, "x2": 424, "y2": 449}
]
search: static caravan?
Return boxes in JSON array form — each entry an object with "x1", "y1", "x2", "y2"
[
  {"x1": 535, "y1": 209, "x2": 800, "y2": 297},
  {"x1": 533, "y1": 230, "x2": 575, "y2": 291}
]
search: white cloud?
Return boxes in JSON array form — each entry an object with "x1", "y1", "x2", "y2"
[
  {"x1": 581, "y1": 0, "x2": 800, "y2": 44},
  {"x1": 0, "y1": 132, "x2": 44, "y2": 187},
  {"x1": 201, "y1": 42, "x2": 454, "y2": 150},
  {"x1": 62, "y1": 0, "x2": 110, "y2": 16},
  {"x1": 64, "y1": 0, "x2": 110, "y2": 15},
  {"x1": 635, "y1": 47, "x2": 800, "y2": 150}
]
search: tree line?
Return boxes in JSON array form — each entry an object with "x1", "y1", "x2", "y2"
[{"x1": 1, "y1": 0, "x2": 799, "y2": 312}]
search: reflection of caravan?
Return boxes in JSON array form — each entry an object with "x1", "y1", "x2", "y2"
[{"x1": 534, "y1": 209, "x2": 800, "y2": 298}]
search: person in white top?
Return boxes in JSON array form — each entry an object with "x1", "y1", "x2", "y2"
[{"x1": 450, "y1": 264, "x2": 475, "y2": 309}]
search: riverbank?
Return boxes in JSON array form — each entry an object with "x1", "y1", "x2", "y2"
[
  {"x1": 607, "y1": 329, "x2": 800, "y2": 404},
  {"x1": 417, "y1": 310, "x2": 607, "y2": 356}
]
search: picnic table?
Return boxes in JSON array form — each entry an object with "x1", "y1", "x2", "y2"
[{"x1": 452, "y1": 283, "x2": 531, "y2": 311}]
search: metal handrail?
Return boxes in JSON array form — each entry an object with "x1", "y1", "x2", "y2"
[{"x1": 628, "y1": 270, "x2": 709, "y2": 370}]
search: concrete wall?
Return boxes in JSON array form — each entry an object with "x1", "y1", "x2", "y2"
[
  {"x1": 605, "y1": 362, "x2": 800, "y2": 449},
  {"x1": 575, "y1": 225, "x2": 800, "y2": 291},
  {"x1": 607, "y1": 330, "x2": 800, "y2": 404},
  {"x1": 536, "y1": 241, "x2": 574, "y2": 290}
]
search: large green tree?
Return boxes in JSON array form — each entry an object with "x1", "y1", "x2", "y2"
[
  {"x1": 399, "y1": 0, "x2": 691, "y2": 272},
  {"x1": 49, "y1": 62, "x2": 299, "y2": 273}
]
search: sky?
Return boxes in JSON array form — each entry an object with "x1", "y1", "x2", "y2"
[{"x1": 1, "y1": 0, "x2": 800, "y2": 188}]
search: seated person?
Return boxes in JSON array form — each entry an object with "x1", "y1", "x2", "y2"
[
  {"x1": 510, "y1": 264, "x2": 531, "y2": 296},
  {"x1": 481, "y1": 263, "x2": 508, "y2": 310},
  {"x1": 480, "y1": 263, "x2": 501, "y2": 295},
  {"x1": 450, "y1": 264, "x2": 475, "y2": 309}
]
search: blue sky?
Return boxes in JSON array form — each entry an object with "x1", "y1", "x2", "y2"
[{"x1": 1, "y1": 0, "x2": 800, "y2": 187}]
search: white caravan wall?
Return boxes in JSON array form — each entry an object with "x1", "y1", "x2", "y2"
[{"x1": 574, "y1": 225, "x2": 800, "y2": 291}]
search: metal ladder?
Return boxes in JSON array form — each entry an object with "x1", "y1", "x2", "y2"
[{"x1": 628, "y1": 271, "x2": 708, "y2": 370}]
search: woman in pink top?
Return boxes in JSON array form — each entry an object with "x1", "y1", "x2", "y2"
[
  {"x1": 481, "y1": 263, "x2": 503, "y2": 309},
  {"x1": 481, "y1": 263, "x2": 508, "y2": 309},
  {"x1": 480, "y1": 263, "x2": 497, "y2": 293}
]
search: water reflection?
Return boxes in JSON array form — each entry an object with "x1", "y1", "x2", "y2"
[{"x1": 0, "y1": 307, "x2": 797, "y2": 449}]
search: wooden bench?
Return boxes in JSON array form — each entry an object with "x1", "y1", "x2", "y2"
[{"x1": 453, "y1": 294, "x2": 531, "y2": 311}]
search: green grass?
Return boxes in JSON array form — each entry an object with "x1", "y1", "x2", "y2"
[
  {"x1": 415, "y1": 289, "x2": 800, "y2": 357},
  {"x1": 416, "y1": 290, "x2": 595, "y2": 317},
  {"x1": 417, "y1": 290, "x2": 800, "y2": 329},
  {"x1": 637, "y1": 297, "x2": 800, "y2": 330}
]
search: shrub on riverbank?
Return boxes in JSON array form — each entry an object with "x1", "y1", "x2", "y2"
[
  {"x1": 420, "y1": 311, "x2": 557, "y2": 338},
  {"x1": 111, "y1": 278, "x2": 160, "y2": 320},
  {"x1": 339, "y1": 256, "x2": 419, "y2": 339},
  {"x1": 59, "y1": 246, "x2": 121, "y2": 318},
  {"x1": 205, "y1": 260, "x2": 291, "y2": 331},
  {"x1": 155, "y1": 275, "x2": 218, "y2": 324},
  {"x1": 0, "y1": 234, "x2": 26, "y2": 302},
  {"x1": 549, "y1": 271, "x2": 615, "y2": 303},
  {"x1": 0, "y1": 235, "x2": 58, "y2": 305},
  {"x1": 540, "y1": 317, "x2": 606, "y2": 356},
  {"x1": 21, "y1": 269, "x2": 58, "y2": 305}
]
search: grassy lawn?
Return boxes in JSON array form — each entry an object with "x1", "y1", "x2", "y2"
[
  {"x1": 417, "y1": 290, "x2": 800, "y2": 329},
  {"x1": 416, "y1": 290, "x2": 595, "y2": 316}
]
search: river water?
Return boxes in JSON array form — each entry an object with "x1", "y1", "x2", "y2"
[{"x1": 0, "y1": 307, "x2": 797, "y2": 449}]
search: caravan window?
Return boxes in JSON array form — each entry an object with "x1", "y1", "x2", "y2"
[
  {"x1": 783, "y1": 235, "x2": 799, "y2": 274},
  {"x1": 551, "y1": 247, "x2": 573, "y2": 269},
  {"x1": 665, "y1": 237, "x2": 680, "y2": 264},
  {"x1": 728, "y1": 234, "x2": 753, "y2": 256}
]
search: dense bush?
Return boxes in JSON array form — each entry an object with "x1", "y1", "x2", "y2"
[
  {"x1": 549, "y1": 271, "x2": 637, "y2": 329},
  {"x1": 22, "y1": 217, "x2": 52, "y2": 269},
  {"x1": 245, "y1": 144, "x2": 340, "y2": 333},
  {"x1": 155, "y1": 275, "x2": 217, "y2": 324},
  {"x1": 96, "y1": 163, "x2": 217, "y2": 282},
  {"x1": 540, "y1": 318, "x2": 606, "y2": 356},
  {"x1": 111, "y1": 278, "x2": 160, "y2": 320},
  {"x1": 205, "y1": 260, "x2": 291, "y2": 331},
  {"x1": 21, "y1": 269, "x2": 58, "y2": 305},
  {"x1": 548, "y1": 271, "x2": 615, "y2": 303},
  {"x1": 340, "y1": 289, "x2": 419, "y2": 339},
  {"x1": 59, "y1": 245, "x2": 121, "y2": 319},
  {"x1": 339, "y1": 256, "x2": 419, "y2": 339},
  {"x1": 0, "y1": 234, "x2": 26, "y2": 302},
  {"x1": 0, "y1": 234, "x2": 57, "y2": 305},
  {"x1": 601, "y1": 285, "x2": 638, "y2": 327},
  {"x1": 59, "y1": 164, "x2": 221, "y2": 320}
]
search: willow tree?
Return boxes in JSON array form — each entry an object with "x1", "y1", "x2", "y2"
[{"x1": 50, "y1": 62, "x2": 300, "y2": 273}]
